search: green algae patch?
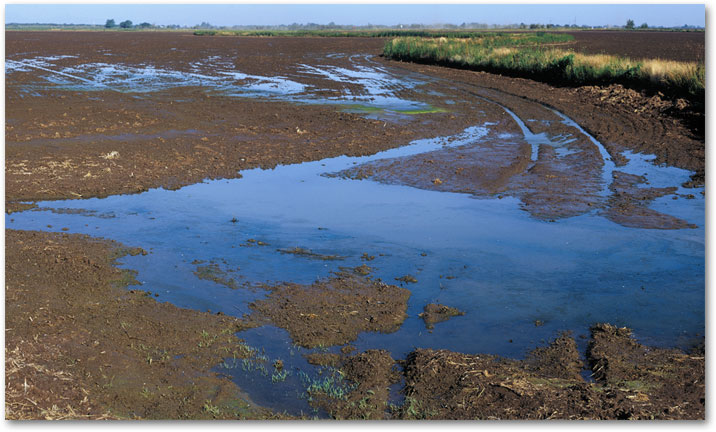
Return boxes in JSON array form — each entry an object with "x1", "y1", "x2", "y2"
[{"x1": 337, "y1": 104, "x2": 448, "y2": 116}]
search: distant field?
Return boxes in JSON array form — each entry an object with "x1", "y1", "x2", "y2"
[
  {"x1": 566, "y1": 31, "x2": 704, "y2": 62},
  {"x1": 191, "y1": 28, "x2": 705, "y2": 63},
  {"x1": 5, "y1": 25, "x2": 704, "y2": 63},
  {"x1": 192, "y1": 29, "x2": 573, "y2": 39},
  {"x1": 383, "y1": 33, "x2": 704, "y2": 101}
]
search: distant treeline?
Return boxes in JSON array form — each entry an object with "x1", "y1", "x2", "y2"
[
  {"x1": 193, "y1": 29, "x2": 574, "y2": 38},
  {"x1": 6, "y1": 21, "x2": 704, "y2": 32}
]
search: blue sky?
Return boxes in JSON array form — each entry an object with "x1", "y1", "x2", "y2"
[{"x1": 4, "y1": 3, "x2": 706, "y2": 28}]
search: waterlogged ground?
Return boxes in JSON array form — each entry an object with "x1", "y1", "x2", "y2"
[
  {"x1": 5, "y1": 33, "x2": 705, "y2": 418},
  {"x1": 8, "y1": 113, "x2": 704, "y2": 415},
  {"x1": 6, "y1": 49, "x2": 438, "y2": 117}
]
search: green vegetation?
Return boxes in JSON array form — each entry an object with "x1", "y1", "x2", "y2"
[
  {"x1": 271, "y1": 369, "x2": 290, "y2": 383},
  {"x1": 202, "y1": 400, "x2": 221, "y2": 416},
  {"x1": 383, "y1": 35, "x2": 704, "y2": 100},
  {"x1": 337, "y1": 103, "x2": 447, "y2": 116},
  {"x1": 302, "y1": 371, "x2": 354, "y2": 401},
  {"x1": 402, "y1": 396, "x2": 437, "y2": 419}
]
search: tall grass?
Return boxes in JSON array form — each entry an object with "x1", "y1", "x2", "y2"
[{"x1": 384, "y1": 36, "x2": 704, "y2": 100}]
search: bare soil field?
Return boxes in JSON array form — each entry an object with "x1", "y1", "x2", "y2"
[
  {"x1": 5, "y1": 32, "x2": 703, "y2": 210},
  {"x1": 566, "y1": 30, "x2": 705, "y2": 62},
  {"x1": 5, "y1": 31, "x2": 705, "y2": 419}
]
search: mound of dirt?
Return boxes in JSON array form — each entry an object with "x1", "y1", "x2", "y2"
[
  {"x1": 399, "y1": 328, "x2": 704, "y2": 419},
  {"x1": 587, "y1": 323, "x2": 705, "y2": 419},
  {"x1": 418, "y1": 303, "x2": 465, "y2": 329},
  {"x1": 248, "y1": 271, "x2": 411, "y2": 348}
]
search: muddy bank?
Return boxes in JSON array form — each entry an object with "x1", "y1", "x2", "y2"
[
  {"x1": 248, "y1": 270, "x2": 410, "y2": 348},
  {"x1": 381, "y1": 58, "x2": 704, "y2": 178},
  {"x1": 4, "y1": 230, "x2": 282, "y2": 419},
  {"x1": 337, "y1": 120, "x2": 607, "y2": 222},
  {"x1": 603, "y1": 171, "x2": 697, "y2": 229},
  {"x1": 4, "y1": 93, "x2": 423, "y2": 207},
  {"x1": 336, "y1": 100, "x2": 695, "y2": 228},
  {"x1": 279, "y1": 326, "x2": 704, "y2": 419},
  {"x1": 399, "y1": 325, "x2": 704, "y2": 419},
  {"x1": 313, "y1": 330, "x2": 703, "y2": 419}
]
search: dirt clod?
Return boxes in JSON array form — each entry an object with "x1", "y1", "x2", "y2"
[
  {"x1": 248, "y1": 271, "x2": 410, "y2": 348},
  {"x1": 418, "y1": 303, "x2": 465, "y2": 329}
]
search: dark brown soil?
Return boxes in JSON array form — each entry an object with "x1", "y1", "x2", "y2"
[
  {"x1": 418, "y1": 304, "x2": 465, "y2": 329},
  {"x1": 566, "y1": 30, "x2": 705, "y2": 62},
  {"x1": 248, "y1": 271, "x2": 410, "y2": 348},
  {"x1": 587, "y1": 324, "x2": 705, "y2": 418},
  {"x1": 294, "y1": 328, "x2": 703, "y2": 420},
  {"x1": 4, "y1": 229, "x2": 282, "y2": 420},
  {"x1": 5, "y1": 32, "x2": 482, "y2": 210},
  {"x1": 399, "y1": 328, "x2": 704, "y2": 419}
]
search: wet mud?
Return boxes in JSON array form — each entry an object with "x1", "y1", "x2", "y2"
[
  {"x1": 4, "y1": 230, "x2": 281, "y2": 419},
  {"x1": 248, "y1": 271, "x2": 411, "y2": 348},
  {"x1": 276, "y1": 247, "x2": 345, "y2": 261},
  {"x1": 273, "y1": 327, "x2": 704, "y2": 419},
  {"x1": 398, "y1": 327, "x2": 704, "y2": 420},
  {"x1": 384, "y1": 59, "x2": 704, "y2": 178},
  {"x1": 5, "y1": 32, "x2": 484, "y2": 207},
  {"x1": 418, "y1": 304, "x2": 465, "y2": 330},
  {"x1": 337, "y1": 85, "x2": 694, "y2": 228},
  {"x1": 603, "y1": 171, "x2": 697, "y2": 229}
]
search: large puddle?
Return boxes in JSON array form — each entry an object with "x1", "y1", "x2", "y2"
[{"x1": 6, "y1": 52, "x2": 705, "y2": 416}]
